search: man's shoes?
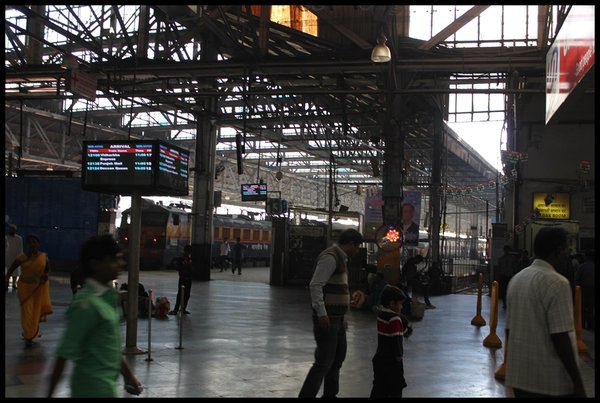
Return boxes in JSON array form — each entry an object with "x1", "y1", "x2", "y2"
[
  {"x1": 168, "y1": 310, "x2": 178, "y2": 315},
  {"x1": 238, "y1": 272, "x2": 241, "y2": 275},
  {"x1": 183, "y1": 310, "x2": 190, "y2": 315},
  {"x1": 425, "y1": 304, "x2": 436, "y2": 309}
]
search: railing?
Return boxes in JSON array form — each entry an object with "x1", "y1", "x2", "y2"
[{"x1": 441, "y1": 258, "x2": 490, "y2": 294}]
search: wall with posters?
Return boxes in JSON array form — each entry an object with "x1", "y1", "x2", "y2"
[{"x1": 363, "y1": 188, "x2": 422, "y2": 247}]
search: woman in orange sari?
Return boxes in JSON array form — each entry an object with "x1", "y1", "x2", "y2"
[{"x1": 5, "y1": 234, "x2": 53, "y2": 347}]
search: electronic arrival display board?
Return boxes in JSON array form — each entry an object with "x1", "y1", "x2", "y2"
[
  {"x1": 156, "y1": 142, "x2": 190, "y2": 195},
  {"x1": 241, "y1": 183, "x2": 268, "y2": 201},
  {"x1": 82, "y1": 140, "x2": 189, "y2": 196}
]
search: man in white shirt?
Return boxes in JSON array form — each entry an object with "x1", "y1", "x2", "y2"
[
  {"x1": 218, "y1": 237, "x2": 230, "y2": 272},
  {"x1": 505, "y1": 227, "x2": 585, "y2": 397},
  {"x1": 5, "y1": 224, "x2": 23, "y2": 290}
]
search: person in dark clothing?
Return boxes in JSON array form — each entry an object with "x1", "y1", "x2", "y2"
[
  {"x1": 370, "y1": 285, "x2": 412, "y2": 398},
  {"x1": 575, "y1": 250, "x2": 594, "y2": 330},
  {"x1": 69, "y1": 268, "x2": 85, "y2": 295},
  {"x1": 169, "y1": 245, "x2": 193, "y2": 315},
  {"x1": 401, "y1": 254, "x2": 435, "y2": 309},
  {"x1": 497, "y1": 245, "x2": 516, "y2": 310},
  {"x1": 232, "y1": 237, "x2": 245, "y2": 275},
  {"x1": 517, "y1": 249, "x2": 530, "y2": 272}
]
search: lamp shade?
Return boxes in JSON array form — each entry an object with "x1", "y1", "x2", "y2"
[
  {"x1": 371, "y1": 43, "x2": 391, "y2": 63},
  {"x1": 371, "y1": 33, "x2": 391, "y2": 63}
]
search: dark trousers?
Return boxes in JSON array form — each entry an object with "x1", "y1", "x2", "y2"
[
  {"x1": 370, "y1": 358, "x2": 406, "y2": 397},
  {"x1": 581, "y1": 285, "x2": 595, "y2": 330},
  {"x1": 233, "y1": 259, "x2": 242, "y2": 274},
  {"x1": 498, "y1": 274, "x2": 510, "y2": 308},
  {"x1": 218, "y1": 256, "x2": 229, "y2": 271},
  {"x1": 172, "y1": 278, "x2": 192, "y2": 312},
  {"x1": 298, "y1": 315, "x2": 347, "y2": 398},
  {"x1": 409, "y1": 280, "x2": 432, "y2": 306}
]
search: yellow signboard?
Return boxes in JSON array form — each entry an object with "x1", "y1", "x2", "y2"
[{"x1": 533, "y1": 193, "x2": 570, "y2": 219}]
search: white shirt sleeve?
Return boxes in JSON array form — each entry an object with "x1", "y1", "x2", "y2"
[{"x1": 308, "y1": 254, "x2": 337, "y2": 317}]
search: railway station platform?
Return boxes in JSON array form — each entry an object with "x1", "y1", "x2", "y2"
[{"x1": 5, "y1": 266, "x2": 595, "y2": 398}]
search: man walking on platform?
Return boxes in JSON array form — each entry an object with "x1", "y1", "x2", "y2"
[
  {"x1": 298, "y1": 228, "x2": 363, "y2": 398},
  {"x1": 232, "y1": 237, "x2": 245, "y2": 275},
  {"x1": 505, "y1": 227, "x2": 586, "y2": 398},
  {"x1": 5, "y1": 224, "x2": 23, "y2": 290},
  {"x1": 497, "y1": 245, "x2": 516, "y2": 310},
  {"x1": 219, "y1": 237, "x2": 230, "y2": 272}
]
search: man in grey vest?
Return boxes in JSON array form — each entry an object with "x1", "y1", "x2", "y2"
[{"x1": 298, "y1": 228, "x2": 364, "y2": 398}]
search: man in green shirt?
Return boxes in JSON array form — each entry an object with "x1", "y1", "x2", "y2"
[{"x1": 47, "y1": 235, "x2": 142, "y2": 397}]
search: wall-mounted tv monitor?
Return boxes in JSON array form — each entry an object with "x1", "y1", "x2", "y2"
[
  {"x1": 241, "y1": 183, "x2": 268, "y2": 201},
  {"x1": 82, "y1": 140, "x2": 189, "y2": 196}
]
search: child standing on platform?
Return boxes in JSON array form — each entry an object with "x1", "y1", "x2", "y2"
[{"x1": 370, "y1": 285, "x2": 412, "y2": 398}]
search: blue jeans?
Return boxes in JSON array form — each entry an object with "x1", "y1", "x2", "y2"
[{"x1": 298, "y1": 315, "x2": 347, "y2": 398}]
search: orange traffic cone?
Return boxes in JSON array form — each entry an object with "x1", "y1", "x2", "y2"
[
  {"x1": 483, "y1": 281, "x2": 502, "y2": 348},
  {"x1": 495, "y1": 331, "x2": 507, "y2": 380}
]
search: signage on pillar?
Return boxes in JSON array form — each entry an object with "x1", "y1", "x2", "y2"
[{"x1": 532, "y1": 192, "x2": 570, "y2": 220}]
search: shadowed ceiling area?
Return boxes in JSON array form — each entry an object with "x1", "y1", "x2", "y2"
[{"x1": 4, "y1": 5, "x2": 577, "y2": 212}]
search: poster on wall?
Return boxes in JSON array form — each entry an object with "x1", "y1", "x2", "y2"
[
  {"x1": 532, "y1": 192, "x2": 570, "y2": 220},
  {"x1": 401, "y1": 191, "x2": 422, "y2": 247},
  {"x1": 363, "y1": 188, "x2": 422, "y2": 246},
  {"x1": 364, "y1": 187, "x2": 384, "y2": 242}
]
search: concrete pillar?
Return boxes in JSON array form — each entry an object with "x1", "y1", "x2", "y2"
[
  {"x1": 191, "y1": 102, "x2": 218, "y2": 281},
  {"x1": 429, "y1": 104, "x2": 444, "y2": 265}
]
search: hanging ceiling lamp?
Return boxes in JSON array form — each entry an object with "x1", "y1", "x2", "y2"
[{"x1": 371, "y1": 32, "x2": 391, "y2": 63}]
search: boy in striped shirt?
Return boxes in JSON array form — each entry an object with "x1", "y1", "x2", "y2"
[{"x1": 370, "y1": 285, "x2": 412, "y2": 397}]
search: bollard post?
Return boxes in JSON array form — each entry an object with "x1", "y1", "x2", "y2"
[
  {"x1": 471, "y1": 273, "x2": 487, "y2": 327},
  {"x1": 145, "y1": 289, "x2": 154, "y2": 362},
  {"x1": 175, "y1": 284, "x2": 185, "y2": 350},
  {"x1": 483, "y1": 281, "x2": 502, "y2": 348},
  {"x1": 574, "y1": 285, "x2": 588, "y2": 353}
]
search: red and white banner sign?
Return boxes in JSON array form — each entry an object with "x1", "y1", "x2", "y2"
[{"x1": 545, "y1": 5, "x2": 595, "y2": 124}]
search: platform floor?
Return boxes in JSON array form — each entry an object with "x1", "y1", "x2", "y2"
[{"x1": 5, "y1": 266, "x2": 595, "y2": 398}]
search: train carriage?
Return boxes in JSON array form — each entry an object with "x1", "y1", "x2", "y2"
[{"x1": 118, "y1": 199, "x2": 272, "y2": 270}]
